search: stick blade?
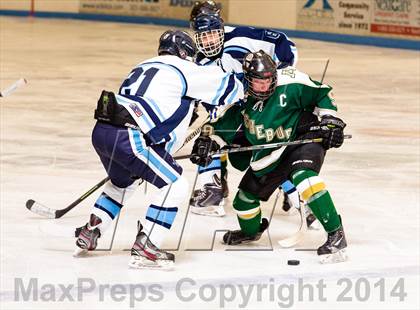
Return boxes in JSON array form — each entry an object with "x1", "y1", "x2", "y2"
[
  {"x1": 278, "y1": 207, "x2": 308, "y2": 248},
  {"x1": 278, "y1": 229, "x2": 305, "y2": 248},
  {"x1": 25, "y1": 199, "x2": 57, "y2": 219},
  {"x1": 0, "y1": 78, "x2": 27, "y2": 98}
]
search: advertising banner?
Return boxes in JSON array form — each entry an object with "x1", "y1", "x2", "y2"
[
  {"x1": 335, "y1": 0, "x2": 371, "y2": 35},
  {"x1": 297, "y1": 0, "x2": 419, "y2": 38},
  {"x1": 371, "y1": 0, "x2": 420, "y2": 37},
  {"x1": 296, "y1": 0, "x2": 335, "y2": 33},
  {"x1": 79, "y1": 0, "x2": 228, "y2": 21},
  {"x1": 296, "y1": 0, "x2": 371, "y2": 35}
]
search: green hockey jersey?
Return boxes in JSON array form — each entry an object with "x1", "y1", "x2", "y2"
[{"x1": 207, "y1": 67, "x2": 338, "y2": 176}]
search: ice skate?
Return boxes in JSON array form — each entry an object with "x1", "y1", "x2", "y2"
[
  {"x1": 190, "y1": 174, "x2": 225, "y2": 217},
  {"x1": 73, "y1": 214, "x2": 102, "y2": 257},
  {"x1": 223, "y1": 218, "x2": 269, "y2": 245},
  {"x1": 318, "y1": 223, "x2": 348, "y2": 264},
  {"x1": 129, "y1": 223, "x2": 175, "y2": 270}
]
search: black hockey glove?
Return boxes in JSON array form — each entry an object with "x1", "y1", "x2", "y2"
[
  {"x1": 320, "y1": 115, "x2": 346, "y2": 149},
  {"x1": 190, "y1": 136, "x2": 220, "y2": 167}
]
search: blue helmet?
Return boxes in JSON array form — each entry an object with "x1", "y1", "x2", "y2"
[
  {"x1": 158, "y1": 30, "x2": 196, "y2": 60},
  {"x1": 191, "y1": 13, "x2": 224, "y2": 57},
  {"x1": 191, "y1": 13, "x2": 223, "y2": 32}
]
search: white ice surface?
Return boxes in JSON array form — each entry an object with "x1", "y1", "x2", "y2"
[{"x1": 0, "y1": 17, "x2": 419, "y2": 309}]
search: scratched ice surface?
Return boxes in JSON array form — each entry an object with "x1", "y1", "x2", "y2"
[{"x1": 0, "y1": 17, "x2": 419, "y2": 309}]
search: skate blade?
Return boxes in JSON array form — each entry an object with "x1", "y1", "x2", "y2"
[
  {"x1": 190, "y1": 200, "x2": 225, "y2": 217},
  {"x1": 73, "y1": 247, "x2": 89, "y2": 257},
  {"x1": 128, "y1": 256, "x2": 174, "y2": 271},
  {"x1": 319, "y1": 249, "x2": 348, "y2": 264},
  {"x1": 190, "y1": 206, "x2": 225, "y2": 217}
]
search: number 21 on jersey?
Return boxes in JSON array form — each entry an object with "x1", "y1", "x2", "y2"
[{"x1": 119, "y1": 66, "x2": 159, "y2": 97}]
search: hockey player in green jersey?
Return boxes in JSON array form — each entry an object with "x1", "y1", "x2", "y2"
[{"x1": 190, "y1": 50, "x2": 348, "y2": 263}]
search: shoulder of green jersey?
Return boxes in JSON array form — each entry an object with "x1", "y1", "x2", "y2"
[{"x1": 276, "y1": 67, "x2": 330, "y2": 89}]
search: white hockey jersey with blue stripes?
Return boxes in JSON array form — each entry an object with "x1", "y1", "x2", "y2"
[
  {"x1": 197, "y1": 26, "x2": 298, "y2": 73},
  {"x1": 115, "y1": 55, "x2": 244, "y2": 153}
]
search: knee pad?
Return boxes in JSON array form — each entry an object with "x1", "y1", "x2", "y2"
[
  {"x1": 92, "y1": 180, "x2": 139, "y2": 233},
  {"x1": 153, "y1": 175, "x2": 189, "y2": 207},
  {"x1": 291, "y1": 169, "x2": 326, "y2": 202},
  {"x1": 104, "y1": 180, "x2": 138, "y2": 204}
]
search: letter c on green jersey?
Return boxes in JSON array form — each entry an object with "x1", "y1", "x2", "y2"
[{"x1": 279, "y1": 94, "x2": 287, "y2": 107}]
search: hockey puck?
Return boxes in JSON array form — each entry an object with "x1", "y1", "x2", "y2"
[{"x1": 287, "y1": 259, "x2": 300, "y2": 266}]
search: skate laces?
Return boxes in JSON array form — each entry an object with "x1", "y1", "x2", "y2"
[
  {"x1": 197, "y1": 189, "x2": 208, "y2": 200},
  {"x1": 326, "y1": 229, "x2": 342, "y2": 245}
]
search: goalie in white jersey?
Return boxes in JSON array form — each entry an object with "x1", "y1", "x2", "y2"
[
  {"x1": 74, "y1": 30, "x2": 244, "y2": 269},
  {"x1": 188, "y1": 1, "x2": 300, "y2": 217}
]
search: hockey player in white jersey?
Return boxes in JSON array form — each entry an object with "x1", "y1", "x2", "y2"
[
  {"x1": 74, "y1": 30, "x2": 244, "y2": 269},
  {"x1": 188, "y1": 1, "x2": 300, "y2": 217}
]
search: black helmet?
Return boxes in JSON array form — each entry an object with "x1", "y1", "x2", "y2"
[
  {"x1": 190, "y1": 1, "x2": 221, "y2": 23},
  {"x1": 158, "y1": 30, "x2": 196, "y2": 60},
  {"x1": 243, "y1": 50, "x2": 278, "y2": 100}
]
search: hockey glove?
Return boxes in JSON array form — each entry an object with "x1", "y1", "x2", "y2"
[
  {"x1": 190, "y1": 136, "x2": 220, "y2": 167},
  {"x1": 320, "y1": 115, "x2": 346, "y2": 149}
]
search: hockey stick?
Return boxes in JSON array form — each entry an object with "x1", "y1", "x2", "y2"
[
  {"x1": 278, "y1": 203, "x2": 308, "y2": 248},
  {"x1": 174, "y1": 135, "x2": 352, "y2": 160},
  {"x1": 25, "y1": 117, "x2": 209, "y2": 219},
  {"x1": 181, "y1": 120, "x2": 207, "y2": 148},
  {"x1": 26, "y1": 177, "x2": 110, "y2": 219},
  {"x1": 0, "y1": 78, "x2": 27, "y2": 97}
]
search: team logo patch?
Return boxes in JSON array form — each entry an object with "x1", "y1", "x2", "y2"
[
  {"x1": 281, "y1": 68, "x2": 296, "y2": 78},
  {"x1": 129, "y1": 103, "x2": 143, "y2": 117},
  {"x1": 264, "y1": 30, "x2": 280, "y2": 39}
]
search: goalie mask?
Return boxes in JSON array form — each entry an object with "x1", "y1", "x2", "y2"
[
  {"x1": 158, "y1": 30, "x2": 196, "y2": 61},
  {"x1": 243, "y1": 50, "x2": 278, "y2": 100},
  {"x1": 191, "y1": 12, "x2": 224, "y2": 58}
]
